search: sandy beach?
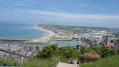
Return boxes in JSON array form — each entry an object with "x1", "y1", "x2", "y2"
[{"x1": 31, "y1": 25, "x2": 55, "y2": 43}]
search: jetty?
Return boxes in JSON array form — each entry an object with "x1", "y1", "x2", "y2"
[{"x1": 0, "y1": 39, "x2": 30, "y2": 43}]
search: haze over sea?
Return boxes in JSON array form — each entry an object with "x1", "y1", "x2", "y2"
[{"x1": 0, "y1": 22, "x2": 45, "y2": 40}]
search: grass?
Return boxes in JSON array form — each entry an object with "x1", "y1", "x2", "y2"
[
  {"x1": 22, "y1": 56, "x2": 78, "y2": 67},
  {"x1": 22, "y1": 56, "x2": 58, "y2": 67},
  {"x1": 0, "y1": 57, "x2": 57, "y2": 67},
  {"x1": 0, "y1": 58, "x2": 19, "y2": 66},
  {"x1": 80, "y1": 55, "x2": 119, "y2": 67}
]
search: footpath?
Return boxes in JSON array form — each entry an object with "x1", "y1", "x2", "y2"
[{"x1": 56, "y1": 62, "x2": 79, "y2": 67}]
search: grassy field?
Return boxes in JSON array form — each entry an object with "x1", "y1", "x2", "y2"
[{"x1": 80, "y1": 55, "x2": 119, "y2": 67}]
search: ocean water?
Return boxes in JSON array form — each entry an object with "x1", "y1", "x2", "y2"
[
  {"x1": 0, "y1": 23, "x2": 45, "y2": 40},
  {"x1": 0, "y1": 23, "x2": 78, "y2": 47}
]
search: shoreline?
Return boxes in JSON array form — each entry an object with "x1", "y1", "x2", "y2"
[
  {"x1": 0, "y1": 25, "x2": 56, "y2": 44},
  {"x1": 30, "y1": 25, "x2": 56, "y2": 43}
]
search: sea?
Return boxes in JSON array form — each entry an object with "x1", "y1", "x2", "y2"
[
  {"x1": 0, "y1": 23, "x2": 45, "y2": 40},
  {"x1": 0, "y1": 23, "x2": 78, "y2": 47}
]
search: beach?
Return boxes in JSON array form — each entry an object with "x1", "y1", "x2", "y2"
[{"x1": 31, "y1": 25, "x2": 55, "y2": 43}]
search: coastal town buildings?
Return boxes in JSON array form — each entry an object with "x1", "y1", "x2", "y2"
[
  {"x1": 0, "y1": 43, "x2": 41, "y2": 62},
  {"x1": 0, "y1": 24, "x2": 119, "y2": 65}
]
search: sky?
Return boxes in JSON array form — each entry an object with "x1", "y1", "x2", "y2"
[{"x1": 0, "y1": 0, "x2": 119, "y2": 28}]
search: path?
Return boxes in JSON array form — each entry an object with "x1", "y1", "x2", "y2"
[{"x1": 56, "y1": 62, "x2": 79, "y2": 67}]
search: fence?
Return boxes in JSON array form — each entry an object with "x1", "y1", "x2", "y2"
[
  {"x1": 52, "y1": 57, "x2": 60, "y2": 67},
  {"x1": 0, "y1": 49, "x2": 62, "y2": 67}
]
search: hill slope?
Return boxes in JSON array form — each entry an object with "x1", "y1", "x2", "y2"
[{"x1": 81, "y1": 55, "x2": 119, "y2": 67}]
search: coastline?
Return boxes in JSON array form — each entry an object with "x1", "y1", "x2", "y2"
[{"x1": 30, "y1": 25, "x2": 55, "y2": 43}]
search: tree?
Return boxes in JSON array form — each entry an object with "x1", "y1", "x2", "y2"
[
  {"x1": 80, "y1": 47, "x2": 87, "y2": 54},
  {"x1": 60, "y1": 46, "x2": 79, "y2": 59},
  {"x1": 34, "y1": 44, "x2": 79, "y2": 60},
  {"x1": 35, "y1": 45, "x2": 56, "y2": 58},
  {"x1": 101, "y1": 46, "x2": 117, "y2": 58}
]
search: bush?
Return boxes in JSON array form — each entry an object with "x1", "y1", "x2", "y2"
[
  {"x1": 59, "y1": 46, "x2": 79, "y2": 59},
  {"x1": 34, "y1": 44, "x2": 58, "y2": 58},
  {"x1": 34, "y1": 44, "x2": 79, "y2": 63},
  {"x1": 79, "y1": 52, "x2": 100, "y2": 63},
  {"x1": 81, "y1": 46, "x2": 117, "y2": 58},
  {"x1": 101, "y1": 46, "x2": 117, "y2": 58}
]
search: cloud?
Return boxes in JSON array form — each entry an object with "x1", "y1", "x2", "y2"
[{"x1": 30, "y1": 10, "x2": 119, "y2": 20}]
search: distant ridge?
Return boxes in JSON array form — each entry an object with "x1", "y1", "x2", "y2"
[{"x1": 38, "y1": 24, "x2": 119, "y2": 34}]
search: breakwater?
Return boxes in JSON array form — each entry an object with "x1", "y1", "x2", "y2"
[{"x1": 0, "y1": 39, "x2": 30, "y2": 43}]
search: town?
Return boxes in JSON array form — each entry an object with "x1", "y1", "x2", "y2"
[{"x1": 0, "y1": 24, "x2": 119, "y2": 67}]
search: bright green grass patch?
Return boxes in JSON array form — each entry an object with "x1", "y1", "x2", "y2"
[{"x1": 80, "y1": 55, "x2": 119, "y2": 67}]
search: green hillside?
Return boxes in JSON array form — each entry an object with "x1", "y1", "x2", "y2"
[{"x1": 81, "y1": 55, "x2": 119, "y2": 67}]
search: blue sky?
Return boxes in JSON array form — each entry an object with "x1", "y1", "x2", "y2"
[{"x1": 0, "y1": 0, "x2": 119, "y2": 28}]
